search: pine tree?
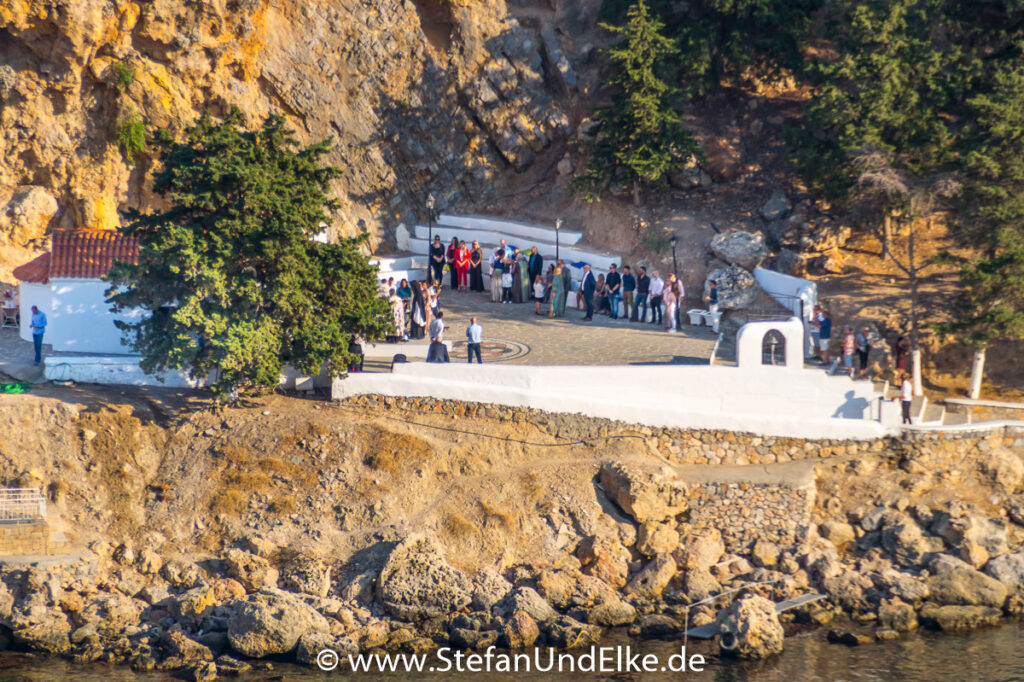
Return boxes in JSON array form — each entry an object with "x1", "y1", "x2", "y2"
[
  {"x1": 573, "y1": 0, "x2": 699, "y2": 206},
  {"x1": 106, "y1": 108, "x2": 392, "y2": 398}
]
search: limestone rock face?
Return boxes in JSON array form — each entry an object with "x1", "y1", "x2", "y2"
[
  {"x1": 376, "y1": 534, "x2": 472, "y2": 620},
  {"x1": 0, "y1": 0, "x2": 572, "y2": 276},
  {"x1": 704, "y1": 265, "x2": 757, "y2": 310},
  {"x1": 576, "y1": 535, "x2": 631, "y2": 588},
  {"x1": 280, "y1": 555, "x2": 331, "y2": 599},
  {"x1": 225, "y1": 549, "x2": 279, "y2": 593},
  {"x1": 227, "y1": 589, "x2": 330, "y2": 658},
  {"x1": 0, "y1": 186, "x2": 57, "y2": 248},
  {"x1": 709, "y1": 229, "x2": 768, "y2": 270},
  {"x1": 718, "y1": 595, "x2": 784, "y2": 659},
  {"x1": 599, "y1": 462, "x2": 687, "y2": 524}
]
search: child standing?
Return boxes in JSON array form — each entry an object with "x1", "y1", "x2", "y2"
[{"x1": 501, "y1": 268, "x2": 514, "y2": 303}]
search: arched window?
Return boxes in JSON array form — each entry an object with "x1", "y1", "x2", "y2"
[{"x1": 762, "y1": 329, "x2": 786, "y2": 366}]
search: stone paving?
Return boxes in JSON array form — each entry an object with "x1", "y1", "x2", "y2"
[{"x1": 430, "y1": 289, "x2": 718, "y2": 366}]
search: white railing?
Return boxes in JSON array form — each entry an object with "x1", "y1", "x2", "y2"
[{"x1": 0, "y1": 488, "x2": 46, "y2": 524}]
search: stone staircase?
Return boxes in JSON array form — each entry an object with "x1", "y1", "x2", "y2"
[
  {"x1": 372, "y1": 213, "x2": 622, "y2": 285},
  {"x1": 870, "y1": 377, "x2": 969, "y2": 426}
]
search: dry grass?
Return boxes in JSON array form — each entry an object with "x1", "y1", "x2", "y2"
[
  {"x1": 210, "y1": 489, "x2": 246, "y2": 516},
  {"x1": 479, "y1": 500, "x2": 514, "y2": 528},
  {"x1": 258, "y1": 457, "x2": 314, "y2": 485},
  {"x1": 268, "y1": 495, "x2": 297, "y2": 516},
  {"x1": 360, "y1": 425, "x2": 432, "y2": 475},
  {"x1": 442, "y1": 513, "x2": 478, "y2": 539}
]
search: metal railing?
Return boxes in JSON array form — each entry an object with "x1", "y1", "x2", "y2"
[{"x1": 0, "y1": 488, "x2": 46, "y2": 524}]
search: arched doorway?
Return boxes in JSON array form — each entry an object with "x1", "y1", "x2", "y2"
[{"x1": 762, "y1": 329, "x2": 786, "y2": 366}]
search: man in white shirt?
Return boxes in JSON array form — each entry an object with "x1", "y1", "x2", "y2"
[
  {"x1": 429, "y1": 310, "x2": 445, "y2": 341},
  {"x1": 648, "y1": 271, "x2": 664, "y2": 326},
  {"x1": 895, "y1": 373, "x2": 913, "y2": 424}
]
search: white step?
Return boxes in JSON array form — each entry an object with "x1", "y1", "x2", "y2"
[
  {"x1": 415, "y1": 224, "x2": 568, "y2": 251},
  {"x1": 372, "y1": 268, "x2": 429, "y2": 284},
  {"x1": 407, "y1": 237, "x2": 621, "y2": 272},
  {"x1": 438, "y1": 213, "x2": 582, "y2": 246},
  {"x1": 371, "y1": 255, "x2": 430, "y2": 270}
]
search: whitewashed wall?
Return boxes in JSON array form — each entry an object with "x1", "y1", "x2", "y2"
[{"x1": 48, "y1": 279, "x2": 145, "y2": 354}]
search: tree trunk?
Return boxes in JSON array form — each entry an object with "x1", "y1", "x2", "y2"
[
  {"x1": 969, "y1": 348, "x2": 986, "y2": 400},
  {"x1": 912, "y1": 348, "x2": 923, "y2": 397},
  {"x1": 881, "y1": 213, "x2": 891, "y2": 257}
]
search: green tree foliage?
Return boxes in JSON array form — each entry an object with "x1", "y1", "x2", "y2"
[
  {"x1": 110, "y1": 60, "x2": 135, "y2": 91},
  {"x1": 107, "y1": 108, "x2": 391, "y2": 398},
  {"x1": 573, "y1": 0, "x2": 700, "y2": 205}
]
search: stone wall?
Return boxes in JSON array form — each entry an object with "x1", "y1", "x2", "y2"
[
  {"x1": 684, "y1": 481, "x2": 815, "y2": 553},
  {"x1": 0, "y1": 521, "x2": 52, "y2": 556}
]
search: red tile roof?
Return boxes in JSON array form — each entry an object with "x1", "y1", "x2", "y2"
[{"x1": 12, "y1": 230, "x2": 139, "y2": 284}]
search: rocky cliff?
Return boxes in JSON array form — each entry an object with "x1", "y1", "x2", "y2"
[{"x1": 0, "y1": 0, "x2": 590, "y2": 278}]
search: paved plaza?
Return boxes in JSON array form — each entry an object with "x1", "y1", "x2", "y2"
[{"x1": 429, "y1": 290, "x2": 718, "y2": 366}]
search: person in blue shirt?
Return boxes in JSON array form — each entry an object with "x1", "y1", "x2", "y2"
[
  {"x1": 29, "y1": 305, "x2": 46, "y2": 365},
  {"x1": 466, "y1": 317, "x2": 483, "y2": 363},
  {"x1": 818, "y1": 309, "x2": 833, "y2": 364}
]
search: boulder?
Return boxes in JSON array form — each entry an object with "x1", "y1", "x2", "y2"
[
  {"x1": 225, "y1": 549, "x2": 279, "y2": 593},
  {"x1": 984, "y1": 552, "x2": 1024, "y2": 590},
  {"x1": 496, "y1": 587, "x2": 556, "y2": 623},
  {"x1": 227, "y1": 589, "x2": 330, "y2": 658},
  {"x1": 774, "y1": 248, "x2": 803, "y2": 275},
  {"x1": 280, "y1": 555, "x2": 332, "y2": 598},
  {"x1": 576, "y1": 535, "x2": 630, "y2": 588},
  {"x1": 676, "y1": 529, "x2": 725, "y2": 571},
  {"x1": 599, "y1": 463, "x2": 687, "y2": 523},
  {"x1": 502, "y1": 610, "x2": 539, "y2": 648},
  {"x1": 377, "y1": 534, "x2": 472, "y2": 620},
  {"x1": 543, "y1": 615, "x2": 602, "y2": 648},
  {"x1": 750, "y1": 540, "x2": 779, "y2": 568},
  {"x1": 471, "y1": 569, "x2": 512, "y2": 611},
  {"x1": 918, "y1": 604, "x2": 1002, "y2": 631},
  {"x1": 978, "y1": 448, "x2": 1024, "y2": 493},
  {"x1": 709, "y1": 229, "x2": 768, "y2": 270},
  {"x1": 634, "y1": 613, "x2": 681, "y2": 638},
  {"x1": 585, "y1": 597, "x2": 637, "y2": 626},
  {"x1": 819, "y1": 521, "x2": 856, "y2": 550},
  {"x1": 704, "y1": 266, "x2": 757, "y2": 310},
  {"x1": 171, "y1": 585, "x2": 219, "y2": 629},
  {"x1": 78, "y1": 593, "x2": 144, "y2": 637},
  {"x1": 187, "y1": 661, "x2": 218, "y2": 682},
  {"x1": 718, "y1": 595, "x2": 784, "y2": 659},
  {"x1": 880, "y1": 514, "x2": 943, "y2": 567},
  {"x1": 669, "y1": 156, "x2": 711, "y2": 189},
  {"x1": 682, "y1": 567, "x2": 720, "y2": 603},
  {"x1": 827, "y1": 629, "x2": 871, "y2": 646},
  {"x1": 822, "y1": 570, "x2": 873, "y2": 611},
  {"x1": 0, "y1": 186, "x2": 58, "y2": 247},
  {"x1": 136, "y1": 549, "x2": 163, "y2": 575},
  {"x1": 760, "y1": 192, "x2": 792, "y2": 221},
  {"x1": 625, "y1": 554, "x2": 676, "y2": 600},
  {"x1": 701, "y1": 136, "x2": 742, "y2": 182},
  {"x1": 873, "y1": 568, "x2": 930, "y2": 603},
  {"x1": 295, "y1": 632, "x2": 338, "y2": 665},
  {"x1": 927, "y1": 565, "x2": 1008, "y2": 608},
  {"x1": 10, "y1": 607, "x2": 71, "y2": 654},
  {"x1": 635, "y1": 521, "x2": 679, "y2": 558},
  {"x1": 877, "y1": 597, "x2": 917, "y2": 632},
  {"x1": 160, "y1": 630, "x2": 214, "y2": 662},
  {"x1": 215, "y1": 655, "x2": 252, "y2": 677},
  {"x1": 932, "y1": 511, "x2": 1008, "y2": 556}
]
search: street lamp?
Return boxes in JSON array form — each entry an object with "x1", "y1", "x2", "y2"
[
  {"x1": 555, "y1": 218, "x2": 562, "y2": 262},
  {"x1": 669, "y1": 234, "x2": 678, "y2": 275},
  {"x1": 425, "y1": 193, "x2": 436, "y2": 258}
]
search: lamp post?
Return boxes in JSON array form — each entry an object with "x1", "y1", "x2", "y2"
[
  {"x1": 425, "y1": 193, "x2": 436, "y2": 258},
  {"x1": 669, "y1": 234, "x2": 678, "y2": 275},
  {"x1": 555, "y1": 218, "x2": 562, "y2": 262}
]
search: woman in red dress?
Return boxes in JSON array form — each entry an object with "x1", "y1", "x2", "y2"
[{"x1": 455, "y1": 240, "x2": 471, "y2": 291}]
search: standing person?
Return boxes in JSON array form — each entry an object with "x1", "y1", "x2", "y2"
[
  {"x1": 533, "y1": 275, "x2": 547, "y2": 315},
  {"x1": 510, "y1": 250, "x2": 523, "y2": 303},
  {"x1": 543, "y1": 264, "x2": 555, "y2": 303},
  {"x1": 409, "y1": 283, "x2": 427, "y2": 339},
  {"x1": 397, "y1": 278, "x2": 412, "y2": 304},
  {"x1": 426, "y1": 333, "x2": 450, "y2": 363},
  {"x1": 429, "y1": 310, "x2": 445, "y2": 342},
  {"x1": 501, "y1": 265, "x2": 514, "y2": 303},
  {"x1": 648, "y1": 270, "x2": 664, "y2": 326},
  {"x1": 842, "y1": 325, "x2": 856, "y2": 377},
  {"x1": 810, "y1": 306, "x2": 823, "y2": 361},
  {"x1": 469, "y1": 241, "x2": 485, "y2": 292},
  {"x1": 605, "y1": 264, "x2": 622, "y2": 320},
  {"x1": 517, "y1": 252, "x2": 531, "y2": 303},
  {"x1": 856, "y1": 326, "x2": 872, "y2": 379},
  {"x1": 446, "y1": 237, "x2": 459, "y2": 290},
  {"x1": 580, "y1": 264, "x2": 596, "y2": 321},
  {"x1": 29, "y1": 305, "x2": 46, "y2": 365},
  {"x1": 634, "y1": 266, "x2": 649, "y2": 322},
  {"x1": 894, "y1": 335, "x2": 909, "y2": 373},
  {"x1": 595, "y1": 274, "x2": 610, "y2": 315},
  {"x1": 528, "y1": 246, "x2": 543, "y2": 287},
  {"x1": 819, "y1": 309, "x2": 833, "y2": 364},
  {"x1": 455, "y1": 241, "x2": 471, "y2": 292},
  {"x1": 663, "y1": 276, "x2": 679, "y2": 333},
  {"x1": 549, "y1": 265, "x2": 565, "y2": 318},
  {"x1": 421, "y1": 281, "x2": 434, "y2": 333},
  {"x1": 559, "y1": 260, "x2": 572, "y2": 317},
  {"x1": 489, "y1": 244, "x2": 505, "y2": 303},
  {"x1": 466, "y1": 317, "x2": 483, "y2": 363},
  {"x1": 894, "y1": 372, "x2": 913, "y2": 424},
  {"x1": 429, "y1": 236, "x2": 445, "y2": 283},
  {"x1": 621, "y1": 265, "x2": 636, "y2": 321},
  {"x1": 704, "y1": 280, "x2": 720, "y2": 332},
  {"x1": 389, "y1": 288, "x2": 406, "y2": 341}
]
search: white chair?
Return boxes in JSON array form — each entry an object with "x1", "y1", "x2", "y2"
[
  {"x1": 687, "y1": 309, "x2": 706, "y2": 326},
  {"x1": 1, "y1": 307, "x2": 17, "y2": 329}
]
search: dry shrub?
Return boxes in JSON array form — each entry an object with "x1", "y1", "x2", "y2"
[
  {"x1": 442, "y1": 513, "x2": 478, "y2": 539},
  {"x1": 211, "y1": 490, "x2": 246, "y2": 516},
  {"x1": 258, "y1": 457, "x2": 313, "y2": 485},
  {"x1": 479, "y1": 500, "x2": 514, "y2": 528},
  {"x1": 360, "y1": 425, "x2": 432, "y2": 475},
  {"x1": 226, "y1": 471, "x2": 272, "y2": 492},
  {"x1": 268, "y1": 495, "x2": 297, "y2": 516},
  {"x1": 219, "y1": 444, "x2": 254, "y2": 465}
]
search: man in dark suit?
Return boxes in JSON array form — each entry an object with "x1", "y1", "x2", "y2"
[
  {"x1": 527, "y1": 246, "x2": 543, "y2": 285},
  {"x1": 580, "y1": 264, "x2": 596, "y2": 321}
]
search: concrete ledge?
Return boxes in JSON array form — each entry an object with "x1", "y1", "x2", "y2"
[
  {"x1": 944, "y1": 398, "x2": 1024, "y2": 410},
  {"x1": 362, "y1": 340, "x2": 450, "y2": 360}
]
